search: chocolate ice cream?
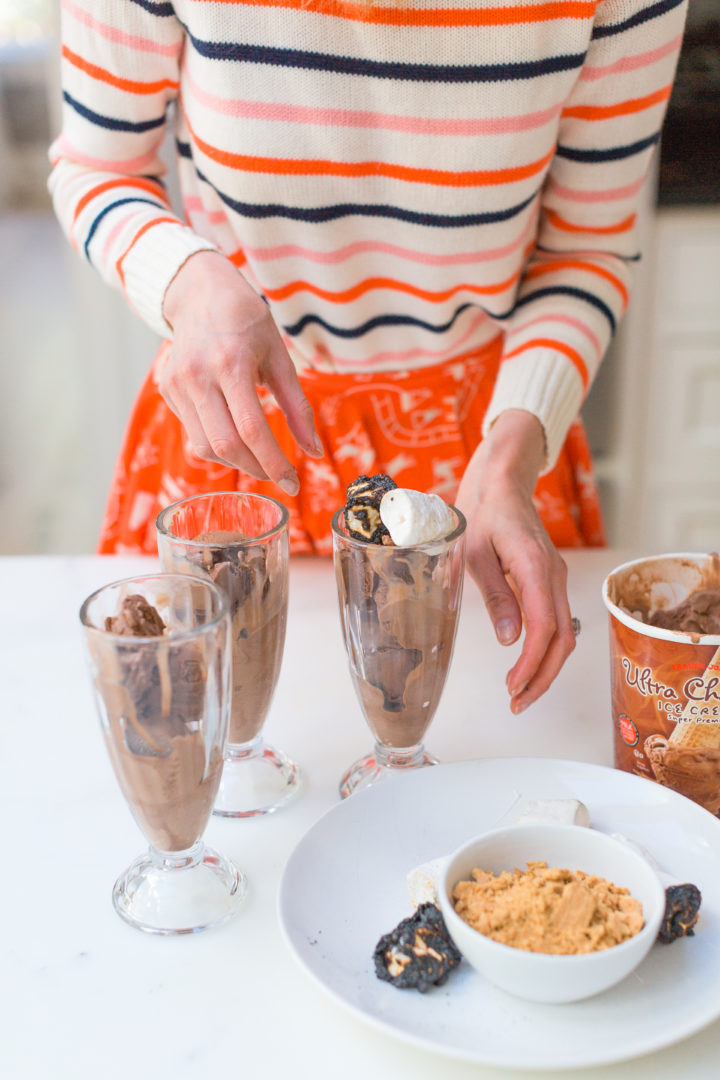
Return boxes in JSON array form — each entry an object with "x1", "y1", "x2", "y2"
[
  {"x1": 648, "y1": 589, "x2": 720, "y2": 636},
  {"x1": 169, "y1": 530, "x2": 287, "y2": 745},
  {"x1": 336, "y1": 525, "x2": 461, "y2": 749},
  {"x1": 94, "y1": 595, "x2": 222, "y2": 851},
  {"x1": 609, "y1": 552, "x2": 720, "y2": 638},
  {"x1": 105, "y1": 594, "x2": 165, "y2": 637}
]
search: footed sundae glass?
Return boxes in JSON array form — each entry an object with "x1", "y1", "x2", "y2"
[
  {"x1": 331, "y1": 506, "x2": 466, "y2": 798},
  {"x1": 80, "y1": 573, "x2": 247, "y2": 934},
  {"x1": 157, "y1": 492, "x2": 300, "y2": 816}
]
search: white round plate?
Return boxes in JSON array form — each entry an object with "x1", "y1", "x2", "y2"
[{"x1": 278, "y1": 757, "x2": 720, "y2": 1070}]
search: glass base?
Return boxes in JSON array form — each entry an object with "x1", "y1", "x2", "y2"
[
  {"x1": 112, "y1": 842, "x2": 247, "y2": 935},
  {"x1": 213, "y1": 737, "x2": 302, "y2": 817},
  {"x1": 339, "y1": 743, "x2": 438, "y2": 799}
]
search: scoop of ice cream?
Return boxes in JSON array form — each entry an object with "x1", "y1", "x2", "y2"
[
  {"x1": 380, "y1": 489, "x2": 455, "y2": 547},
  {"x1": 104, "y1": 595, "x2": 165, "y2": 637}
]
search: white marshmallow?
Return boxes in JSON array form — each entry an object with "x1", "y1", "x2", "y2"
[
  {"x1": 379, "y1": 489, "x2": 455, "y2": 547},
  {"x1": 407, "y1": 857, "x2": 445, "y2": 908},
  {"x1": 514, "y1": 799, "x2": 590, "y2": 827}
]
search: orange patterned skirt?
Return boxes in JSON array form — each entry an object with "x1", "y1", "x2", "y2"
[{"x1": 99, "y1": 335, "x2": 606, "y2": 555}]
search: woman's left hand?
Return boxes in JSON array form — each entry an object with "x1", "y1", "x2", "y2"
[{"x1": 455, "y1": 409, "x2": 576, "y2": 714}]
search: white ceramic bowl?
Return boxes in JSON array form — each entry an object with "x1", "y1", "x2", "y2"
[{"x1": 439, "y1": 824, "x2": 666, "y2": 1004}]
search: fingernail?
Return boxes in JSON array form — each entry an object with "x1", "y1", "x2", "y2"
[
  {"x1": 278, "y1": 472, "x2": 299, "y2": 497},
  {"x1": 512, "y1": 698, "x2": 528, "y2": 715},
  {"x1": 509, "y1": 679, "x2": 528, "y2": 698},
  {"x1": 312, "y1": 434, "x2": 324, "y2": 457},
  {"x1": 495, "y1": 618, "x2": 516, "y2": 645}
]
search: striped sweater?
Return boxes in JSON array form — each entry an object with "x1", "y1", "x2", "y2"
[{"x1": 49, "y1": 0, "x2": 687, "y2": 468}]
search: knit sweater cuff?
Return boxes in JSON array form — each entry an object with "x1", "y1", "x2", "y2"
[
  {"x1": 482, "y1": 347, "x2": 585, "y2": 472},
  {"x1": 121, "y1": 221, "x2": 220, "y2": 339}
]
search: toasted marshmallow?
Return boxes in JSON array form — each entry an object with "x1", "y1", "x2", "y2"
[
  {"x1": 379, "y1": 489, "x2": 455, "y2": 547},
  {"x1": 514, "y1": 798, "x2": 590, "y2": 827}
]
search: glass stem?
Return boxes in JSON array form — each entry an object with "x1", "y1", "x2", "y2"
[
  {"x1": 374, "y1": 742, "x2": 425, "y2": 770},
  {"x1": 226, "y1": 734, "x2": 264, "y2": 761},
  {"x1": 149, "y1": 840, "x2": 204, "y2": 871}
]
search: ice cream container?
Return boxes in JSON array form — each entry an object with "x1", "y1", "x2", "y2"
[{"x1": 602, "y1": 553, "x2": 720, "y2": 815}]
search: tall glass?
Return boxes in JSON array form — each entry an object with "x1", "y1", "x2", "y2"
[
  {"x1": 157, "y1": 492, "x2": 300, "y2": 816},
  {"x1": 80, "y1": 573, "x2": 247, "y2": 934},
  {"x1": 331, "y1": 507, "x2": 466, "y2": 798}
]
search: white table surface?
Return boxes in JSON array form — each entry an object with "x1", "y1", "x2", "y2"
[{"x1": 3, "y1": 550, "x2": 719, "y2": 1079}]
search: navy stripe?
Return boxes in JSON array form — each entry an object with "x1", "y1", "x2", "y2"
[
  {"x1": 183, "y1": 27, "x2": 586, "y2": 84},
  {"x1": 128, "y1": 0, "x2": 175, "y2": 15},
  {"x1": 556, "y1": 132, "x2": 660, "y2": 163},
  {"x1": 63, "y1": 92, "x2": 166, "y2": 134},
  {"x1": 536, "y1": 244, "x2": 641, "y2": 263},
  {"x1": 284, "y1": 304, "x2": 476, "y2": 339},
  {"x1": 176, "y1": 144, "x2": 539, "y2": 228},
  {"x1": 592, "y1": 0, "x2": 685, "y2": 39},
  {"x1": 284, "y1": 286, "x2": 616, "y2": 341},
  {"x1": 83, "y1": 197, "x2": 166, "y2": 260},
  {"x1": 516, "y1": 286, "x2": 616, "y2": 332}
]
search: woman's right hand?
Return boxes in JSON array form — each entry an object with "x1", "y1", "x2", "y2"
[{"x1": 161, "y1": 250, "x2": 323, "y2": 495}]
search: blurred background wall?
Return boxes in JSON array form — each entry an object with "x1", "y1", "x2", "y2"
[{"x1": 0, "y1": 0, "x2": 718, "y2": 555}]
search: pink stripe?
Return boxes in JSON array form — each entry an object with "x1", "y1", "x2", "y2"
[
  {"x1": 505, "y1": 314, "x2": 602, "y2": 362},
  {"x1": 240, "y1": 217, "x2": 538, "y2": 268},
  {"x1": 62, "y1": 0, "x2": 182, "y2": 58},
  {"x1": 53, "y1": 136, "x2": 159, "y2": 175},
  {"x1": 547, "y1": 174, "x2": 647, "y2": 203},
  {"x1": 100, "y1": 212, "x2": 139, "y2": 267},
  {"x1": 183, "y1": 196, "x2": 228, "y2": 225},
  {"x1": 304, "y1": 311, "x2": 496, "y2": 370},
  {"x1": 182, "y1": 62, "x2": 561, "y2": 136},
  {"x1": 51, "y1": 168, "x2": 86, "y2": 230},
  {"x1": 580, "y1": 36, "x2": 682, "y2": 81}
]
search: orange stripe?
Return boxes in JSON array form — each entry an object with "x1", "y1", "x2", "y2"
[
  {"x1": 264, "y1": 267, "x2": 525, "y2": 304},
  {"x1": 503, "y1": 338, "x2": 588, "y2": 389},
  {"x1": 72, "y1": 176, "x2": 168, "y2": 224},
  {"x1": 228, "y1": 249, "x2": 247, "y2": 268},
  {"x1": 525, "y1": 258, "x2": 629, "y2": 307},
  {"x1": 546, "y1": 209, "x2": 636, "y2": 235},
  {"x1": 562, "y1": 85, "x2": 672, "y2": 121},
  {"x1": 116, "y1": 216, "x2": 177, "y2": 288},
  {"x1": 184, "y1": 113, "x2": 554, "y2": 187},
  {"x1": 62, "y1": 45, "x2": 178, "y2": 95},
  {"x1": 194, "y1": 0, "x2": 598, "y2": 27}
]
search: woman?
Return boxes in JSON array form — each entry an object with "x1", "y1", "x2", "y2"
[{"x1": 49, "y1": 0, "x2": 687, "y2": 713}]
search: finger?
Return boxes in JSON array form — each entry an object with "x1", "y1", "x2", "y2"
[
  {"x1": 193, "y1": 388, "x2": 271, "y2": 479},
  {"x1": 510, "y1": 575, "x2": 575, "y2": 713},
  {"x1": 504, "y1": 564, "x2": 559, "y2": 700},
  {"x1": 467, "y1": 539, "x2": 522, "y2": 645},
  {"x1": 173, "y1": 397, "x2": 235, "y2": 468},
  {"x1": 158, "y1": 381, "x2": 180, "y2": 422},
  {"x1": 222, "y1": 370, "x2": 299, "y2": 494},
  {"x1": 172, "y1": 397, "x2": 227, "y2": 466},
  {"x1": 264, "y1": 347, "x2": 323, "y2": 458}
]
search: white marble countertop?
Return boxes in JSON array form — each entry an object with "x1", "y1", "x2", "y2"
[{"x1": 3, "y1": 551, "x2": 720, "y2": 1079}]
